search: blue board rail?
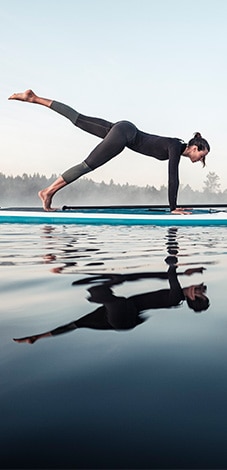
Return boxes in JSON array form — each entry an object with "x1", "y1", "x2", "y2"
[{"x1": 0, "y1": 205, "x2": 227, "y2": 226}]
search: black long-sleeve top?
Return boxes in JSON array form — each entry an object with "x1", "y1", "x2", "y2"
[{"x1": 128, "y1": 133, "x2": 187, "y2": 211}]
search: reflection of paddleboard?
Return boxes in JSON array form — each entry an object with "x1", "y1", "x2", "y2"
[{"x1": 0, "y1": 205, "x2": 227, "y2": 226}]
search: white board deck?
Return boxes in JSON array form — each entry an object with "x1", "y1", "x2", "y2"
[{"x1": 1, "y1": 207, "x2": 227, "y2": 226}]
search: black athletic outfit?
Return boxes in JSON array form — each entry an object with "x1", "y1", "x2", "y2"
[
  {"x1": 51, "y1": 101, "x2": 187, "y2": 211},
  {"x1": 50, "y1": 266, "x2": 185, "y2": 335}
]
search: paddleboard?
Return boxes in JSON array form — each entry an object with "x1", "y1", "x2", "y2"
[{"x1": 0, "y1": 206, "x2": 227, "y2": 226}]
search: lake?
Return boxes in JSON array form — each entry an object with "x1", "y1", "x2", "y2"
[{"x1": 1, "y1": 223, "x2": 227, "y2": 469}]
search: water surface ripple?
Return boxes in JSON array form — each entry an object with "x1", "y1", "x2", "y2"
[{"x1": 1, "y1": 223, "x2": 227, "y2": 469}]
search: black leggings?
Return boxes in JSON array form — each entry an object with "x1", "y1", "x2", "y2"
[{"x1": 51, "y1": 101, "x2": 139, "y2": 183}]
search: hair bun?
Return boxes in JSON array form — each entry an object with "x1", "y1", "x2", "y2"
[{"x1": 194, "y1": 132, "x2": 202, "y2": 138}]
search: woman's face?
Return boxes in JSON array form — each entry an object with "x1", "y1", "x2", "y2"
[
  {"x1": 184, "y1": 145, "x2": 209, "y2": 163},
  {"x1": 186, "y1": 283, "x2": 207, "y2": 300}
]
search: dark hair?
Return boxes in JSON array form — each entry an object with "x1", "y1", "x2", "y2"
[
  {"x1": 186, "y1": 295, "x2": 210, "y2": 312},
  {"x1": 188, "y1": 132, "x2": 210, "y2": 167}
]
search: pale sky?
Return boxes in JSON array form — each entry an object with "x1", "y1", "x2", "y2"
[{"x1": 1, "y1": 0, "x2": 227, "y2": 190}]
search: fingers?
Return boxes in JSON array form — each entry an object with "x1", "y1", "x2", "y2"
[{"x1": 171, "y1": 209, "x2": 192, "y2": 215}]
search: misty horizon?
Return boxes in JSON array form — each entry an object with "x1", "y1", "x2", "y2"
[{"x1": 0, "y1": 172, "x2": 225, "y2": 207}]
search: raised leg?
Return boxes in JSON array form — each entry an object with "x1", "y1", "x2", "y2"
[
  {"x1": 8, "y1": 90, "x2": 138, "y2": 210},
  {"x1": 8, "y1": 89, "x2": 53, "y2": 107}
]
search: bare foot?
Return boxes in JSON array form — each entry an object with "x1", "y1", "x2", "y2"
[
  {"x1": 8, "y1": 89, "x2": 37, "y2": 102},
  {"x1": 13, "y1": 331, "x2": 52, "y2": 343},
  {"x1": 13, "y1": 335, "x2": 38, "y2": 344},
  {"x1": 50, "y1": 266, "x2": 64, "y2": 273},
  {"x1": 38, "y1": 189, "x2": 56, "y2": 211}
]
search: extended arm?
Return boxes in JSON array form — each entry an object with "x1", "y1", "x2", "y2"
[{"x1": 168, "y1": 141, "x2": 192, "y2": 215}]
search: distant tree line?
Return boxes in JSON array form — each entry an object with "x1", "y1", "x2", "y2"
[{"x1": 0, "y1": 171, "x2": 226, "y2": 207}]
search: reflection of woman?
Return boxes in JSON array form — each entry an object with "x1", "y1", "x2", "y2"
[
  {"x1": 9, "y1": 90, "x2": 210, "y2": 213},
  {"x1": 13, "y1": 266, "x2": 209, "y2": 344}
]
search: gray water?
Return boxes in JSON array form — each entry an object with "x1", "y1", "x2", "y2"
[{"x1": 1, "y1": 223, "x2": 227, "y2": 469}]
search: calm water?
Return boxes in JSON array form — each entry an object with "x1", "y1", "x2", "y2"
[{"x1": 1, "y1": 223, "x2": 227, "y2": 469}]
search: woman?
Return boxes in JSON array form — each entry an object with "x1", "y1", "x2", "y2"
[
  {"x1": 9, "y1": 89, "x2": 210, "y2": 212},
  {"x1": 13, "y1": 266, "x2": 209, "y2": 344}
]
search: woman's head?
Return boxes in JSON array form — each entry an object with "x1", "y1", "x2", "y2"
[
  {"x1": 184, "y1": 283, "x2": 210, "y2": 312},
  {"x1": 183, "y1": 132, "x2": 210, "y2": 166}
]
